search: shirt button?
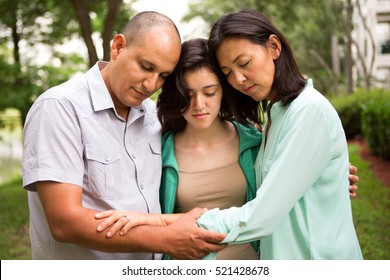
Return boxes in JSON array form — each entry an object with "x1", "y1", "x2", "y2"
[
  {"x1": 140, "y1": 184, "x2": 144, "y2": 189},
  {"x1": 239, "y1": 222, "x2": 246, "y2": 228},
  {"x1": 105, "y1": 156, "x2": 110, "y2": 162},
  {"x1": 131, "y1": 154, "x2": 136, "y2": 158}
]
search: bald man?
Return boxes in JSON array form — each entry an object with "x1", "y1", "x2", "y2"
[{"x1": 22, "y1": 11, "x2": 225, "y2": 260}]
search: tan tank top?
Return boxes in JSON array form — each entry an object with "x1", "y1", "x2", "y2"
[{"x1": 175, "y1": 161, "x2": 259, "y2": 260}]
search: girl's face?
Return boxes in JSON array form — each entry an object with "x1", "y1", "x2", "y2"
[
  {"x1": 182, "y1": 67, "x2": 223, "y2": 131},
  {"x1": 216, "y1": 36, "x2": 280, "y2": 102}
]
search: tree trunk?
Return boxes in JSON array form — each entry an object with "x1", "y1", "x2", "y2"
[
  {"x1": 345, "y1": 0, "x2": 353, "y2": 94},
  {"x1": 70, "y1": 0, "x2": 99, "y2": 67},
  {"x1": 331, "y1": 34, "x2": 340, "y2": 76},
  {"x1": 102, "y1": 0, "x2": 122, "y2": 61},
  {"x1": 310, "y1": 48, "x2": 339, "y2": 93},
  {"x1": 356, "y1": 0, "x2": 376, "y2": 91}
]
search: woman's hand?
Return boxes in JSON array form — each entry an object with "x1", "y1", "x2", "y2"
[{"x1": 95, "y1": 210, "x2": 165, "y2": 238}]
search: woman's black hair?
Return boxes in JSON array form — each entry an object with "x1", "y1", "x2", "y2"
[{"x1": 208, "y1": 9, "x2": 307, "y2": 125}]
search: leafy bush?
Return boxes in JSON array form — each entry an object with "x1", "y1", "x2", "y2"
[
  {"x1": 361, "y1": 90, "x2": 390, "y2": 159},
  {"x1": 329, "y1": 89, "x2": 369, "y2": 139}
]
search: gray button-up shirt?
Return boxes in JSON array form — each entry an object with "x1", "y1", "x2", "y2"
[{"x1": 23, "y1": 62, "x2": 162, "y2": 259}]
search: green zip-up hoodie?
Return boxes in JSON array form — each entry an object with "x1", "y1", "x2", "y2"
[{"x1": 159, "y1": 121, "x2": 262, "y2": 259}]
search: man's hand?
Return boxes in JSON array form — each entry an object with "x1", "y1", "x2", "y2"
[
  {"x1": 160, "y1": 208, "x2": 226, "y2": 259},
  {"x1": 349, "y1": 163, "x2": 359, "y2": 199}
]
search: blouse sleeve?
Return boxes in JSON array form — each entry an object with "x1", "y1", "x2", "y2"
[{"x1": 197, "y1": 102, "x2": 334, "y2": 243}]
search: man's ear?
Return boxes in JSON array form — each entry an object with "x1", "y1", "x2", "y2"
[{"x1": 111, "y1": 34, "x2": 127, "y2": 60}]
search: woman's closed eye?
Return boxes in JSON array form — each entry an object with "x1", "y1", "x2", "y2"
[{"x1": 239, "y1": 60, "x2": 250, "y2": 67}]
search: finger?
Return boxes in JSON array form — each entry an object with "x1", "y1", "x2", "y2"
[
  {"x1": 348, "y1": 174, "x2": 359, "y2": 185},
  {"x1": 120, "y1": 223, "x2": 133, "y2": 236},
  {"x1": 107, "y1": 216, "x2": 129, "y2": 238},
  {"x1": 97, "y1": 215, "x2": 121, "y2": 232},
  {"x1": 204, "y1": 243, "x2": 227, "y2": 253},
  {"x1": 95, "y1": 209, "x2": 115, "y2": 219},
  {"x1": 201, "y1": 229, "x2": 226, "y2": 244},
  {"x1": 349, "y1": 164, "x2": 358, "y2": 175},
  {"x1": 187, "y1": 207, "x2": 208, "y2": 220},
  {"x1": 349, "y1": 184, "x2": 358, "y2": 192}
]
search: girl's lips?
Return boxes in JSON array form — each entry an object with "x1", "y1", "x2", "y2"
[{"x1": 193, "y1": 113, "x2": 208, "y2": 119}]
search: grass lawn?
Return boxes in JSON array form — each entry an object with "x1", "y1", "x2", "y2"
[
  {"x1": 348, "y1": 144, "x2": 390, "y2": 259},
  {"x1": 0, "y1": 143, "x2": 389, "y2": 259},
  {"x1": 0, "y1": 178, "x2": 31, "y2": 259}
]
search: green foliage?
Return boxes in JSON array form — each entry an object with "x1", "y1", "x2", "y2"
[
  {"x1": 361, "y1": 90, "x2": 390, "y2": 159},
  {"x1": 348, "y1": 144, "x2": 390, "y2": 259},
  {"x1": 182, "y1": 0, "x2": 303, "y2": 33},
  {"x1": 329, "y1": 89, "x2": 369, "y2": 139},
  {"x1": 183, "y1": 0, "x2": 346, "y2": 94},
  {"x1": 183, "y1": 0, "x2": 259, "y2": 29},
  {"x1": 0, "y1": 0, "x2": 135, "y2": 127},
  {"x1": 330, "y1": 88, "x2": 390, "y2": 159},
  {"x1": 0, "y1": 51, "x2": 86, "y2": 126}
]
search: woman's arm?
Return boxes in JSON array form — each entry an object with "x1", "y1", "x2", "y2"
[
  {"x1": 95, "y1": 210, "x2": 183, "y2": 237},
  {"x1": 197, "y1": 102, "x2": 339, "y2": 243}
]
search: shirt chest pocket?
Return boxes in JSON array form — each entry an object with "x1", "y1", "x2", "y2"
[
  {"x1": 148, "y1": 136, "x2": 161, "y2": 156},
  {"x1": 85, "y1": 144, "x2": 121, "y2": 197}
]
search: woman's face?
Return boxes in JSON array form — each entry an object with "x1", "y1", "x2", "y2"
[
  {"x1": 216, "y1": 36, "x2": 280, "y2": 102},
  {"x1": 182, "y1": 67, "x2": 223, "y2": 131}
]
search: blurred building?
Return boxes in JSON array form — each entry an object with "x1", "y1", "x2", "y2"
[{"x1": 353, "y1": 0, "x2": 390, "y2": 89}]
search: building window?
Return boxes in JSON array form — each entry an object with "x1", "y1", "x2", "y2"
[{"x1": 382, "y1": 40, "x2": 390, "y2": 54}]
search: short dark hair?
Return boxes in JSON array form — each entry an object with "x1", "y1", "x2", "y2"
[
  {"x1": 157, "y1": 38, "x2": 232, "y2": 135},
  {"x1": 208, "y1": 9, "x2": 306, "y2": 125}
]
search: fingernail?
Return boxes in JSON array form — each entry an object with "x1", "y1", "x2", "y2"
[
  {"x1": 107, "y1": 232, "x2": 112, "y2": 237},
  {"x1": 97, "y1": 226, "x2": 102, "y2": 231}
]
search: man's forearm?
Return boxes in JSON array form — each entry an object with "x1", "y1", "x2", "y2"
[{"x1": 56, "y1": 207, "x2": 165, "y2": 253}]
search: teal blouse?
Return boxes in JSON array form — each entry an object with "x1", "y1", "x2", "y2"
[{"x1": 197, "y1": 79, "x2": 363, "y2": 260}]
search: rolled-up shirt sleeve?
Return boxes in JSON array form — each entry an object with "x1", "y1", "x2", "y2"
[{"x1": 23, "y1": 98, "x2": 84, "y2": 190}]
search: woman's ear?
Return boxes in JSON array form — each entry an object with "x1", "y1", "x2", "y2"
[
  {"x1": 268, "y1": 34, "x2": 281, "y2": 60},
  {"x1": 111, "y1": 34, "x2": 127, "y2": 60}
]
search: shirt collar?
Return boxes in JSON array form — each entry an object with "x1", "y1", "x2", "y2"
[
  {"x1": 267, "y1": 79, "x2": 313, "y2": 121},
  {"x1": 86, "y1": 61, "x2": 155, "y2": 126},
  {"x1": 127, "y1": 103, "x2": 152, "y2": 127},
  {"x1": 86, "y1": 61, "x2": 115, "y2": 112},
  {"x1": 268, "y1": 101, "x2": 284, "y2": 121}
]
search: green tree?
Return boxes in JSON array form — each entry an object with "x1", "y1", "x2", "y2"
[
  {"x1": 183, "y1": 0, "x2": 347, "y2": 95},
  {"x1": 0, "y1": 0, "x2": 135, "y2": 126}
]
